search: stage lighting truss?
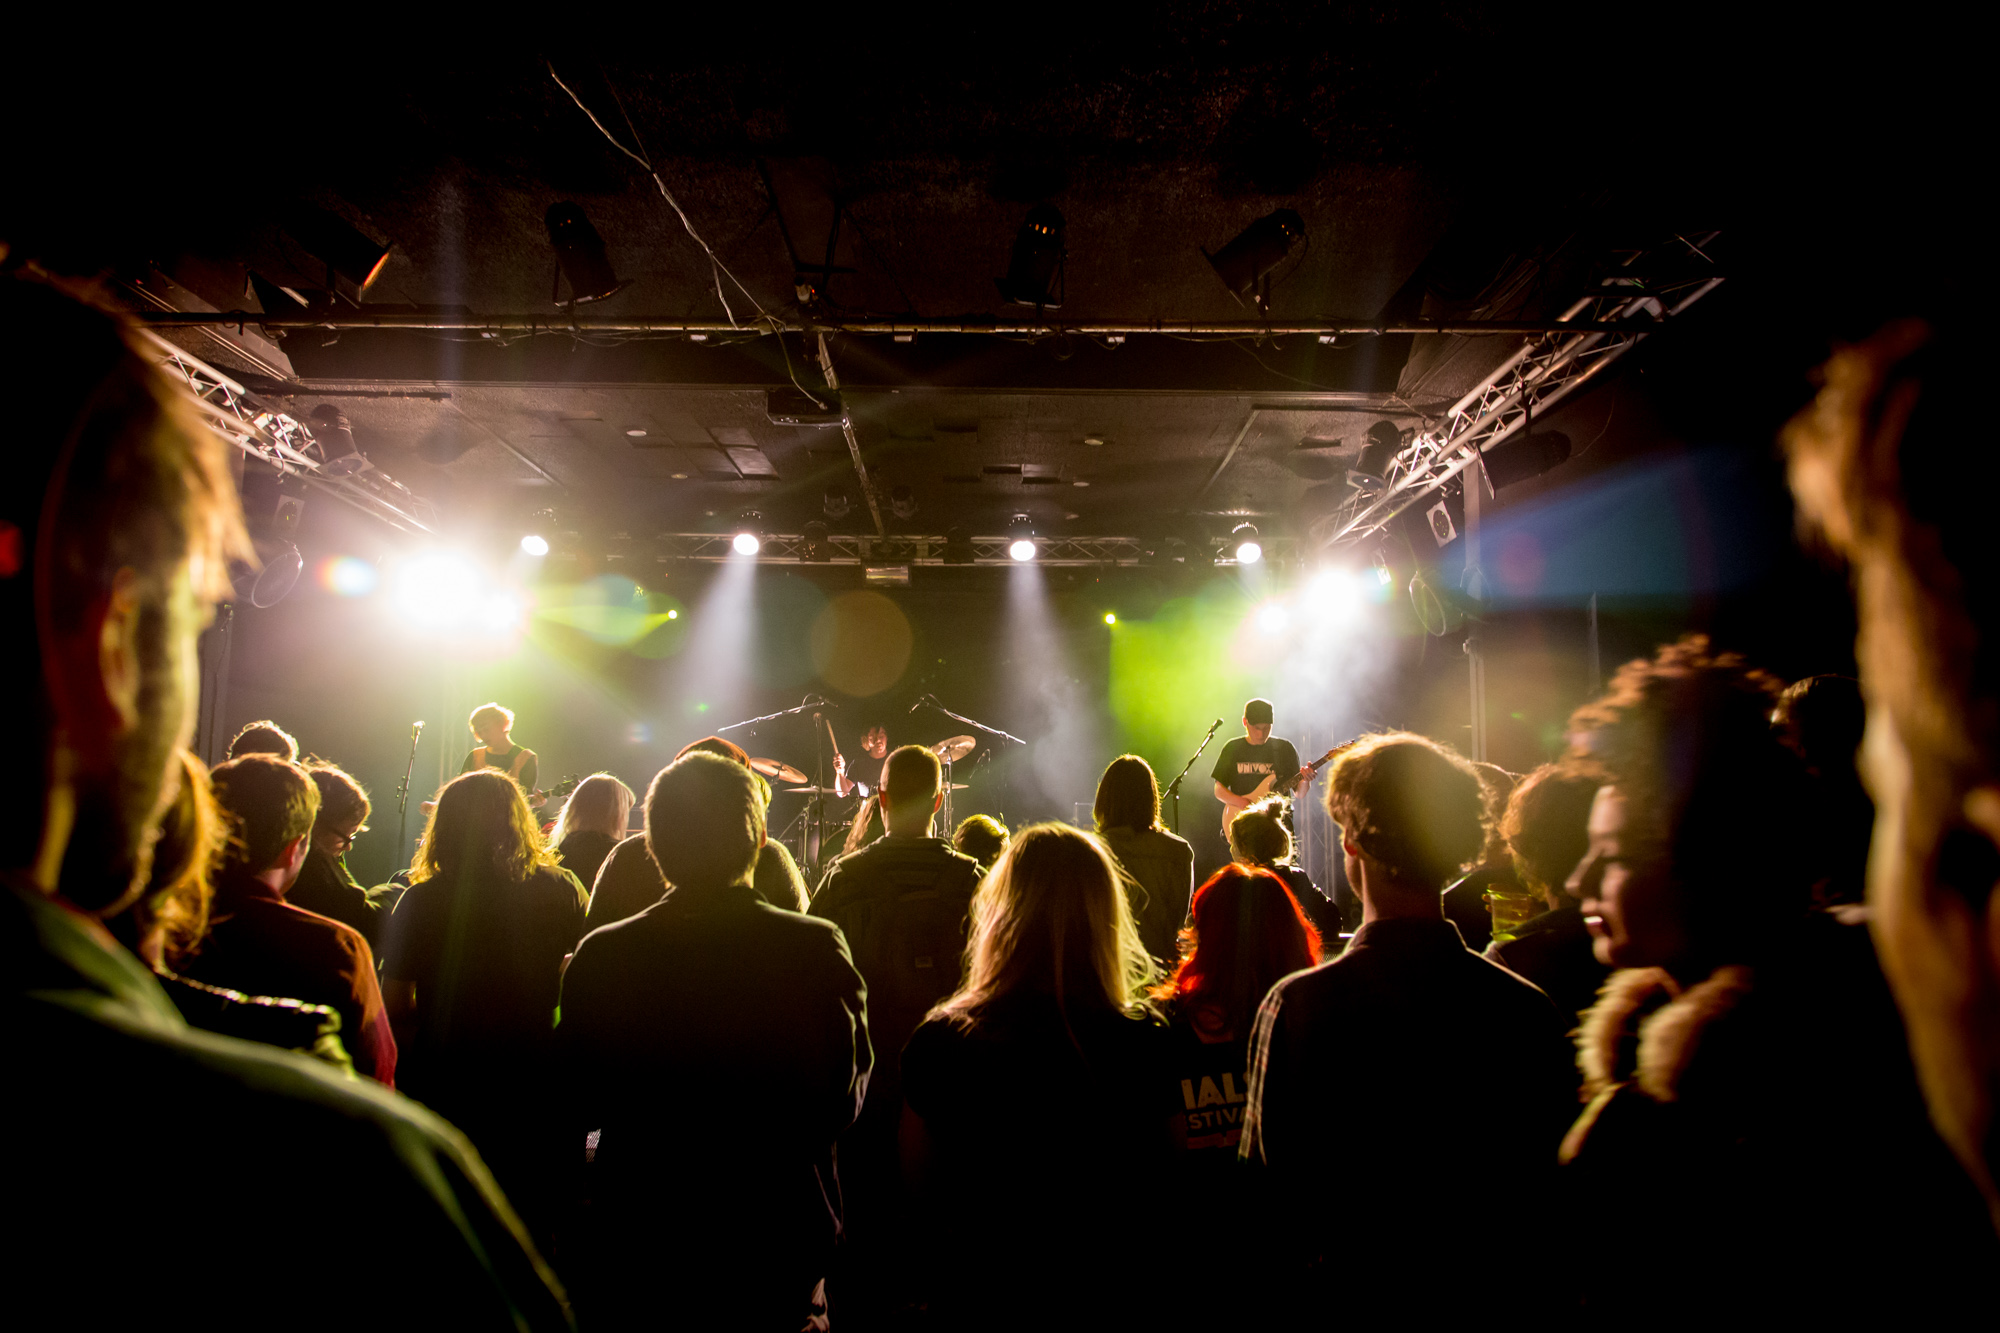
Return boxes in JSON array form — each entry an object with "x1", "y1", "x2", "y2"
[
  {"x1": 140, "y1": 330, "x2": 438, "y2": 536},
  {"x1": 1319, "y1": 232, "x2": 1724, "y2": 551},
  {"x1": 630, "y1": 532, "x2": 1300, "y2": 568}
]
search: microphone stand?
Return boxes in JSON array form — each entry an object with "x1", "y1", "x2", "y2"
[
  {"x1": 1162, "y1": 718, "x2": 1224, "y2": 836},
  {"x1": 716, "y1": 694, "x2": 829, "y2": 733},
  {"x1": 910, "y1": 694, "x2": 1029, "y2": 747},
  {"x1": 396, "y1": 720, "x2": 424, "y2": 870},
  {"x1": 811, "y1": 712, "x2": 828, "y2": 884}
]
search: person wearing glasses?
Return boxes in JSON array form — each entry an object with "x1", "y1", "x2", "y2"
[{"x1": 288, "y1": 763, "x2": 393, "y2": 949}]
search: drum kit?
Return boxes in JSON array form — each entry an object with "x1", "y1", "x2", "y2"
[{"x1": 750, "y1": 735, "x2": 979, "y2": 875}]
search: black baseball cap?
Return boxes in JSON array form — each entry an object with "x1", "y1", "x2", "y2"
[{"x1": 1244, "y1": 698, "x2": 1274, "y2": 724}]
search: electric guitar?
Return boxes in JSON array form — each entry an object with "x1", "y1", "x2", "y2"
[
  {"x1": 422, "y1": 774, "x2": 578, "y2": 819},
  {"x1": 1221, "y1": 745, "x2": 1341, "y2": 836}
]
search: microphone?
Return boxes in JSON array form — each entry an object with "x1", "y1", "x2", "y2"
[{"x1": 412, "y1": 720, "x2": 425, "y2": 737}]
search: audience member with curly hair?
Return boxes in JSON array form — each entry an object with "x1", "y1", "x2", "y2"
[
  {"x1": 1483, "y1": 763, "x2": 1608, "y2": 1025},
  {"x1": 1561, "y1": 636, "x2": 1994, "y2": 1318}
]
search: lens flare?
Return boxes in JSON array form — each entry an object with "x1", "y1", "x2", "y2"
[
  {"x1": 317, "y1": 556, "x2": 378, "y2": 597},
  {"x1": 1256, "y1": 602, "x2": 1289, "y2": 635}
]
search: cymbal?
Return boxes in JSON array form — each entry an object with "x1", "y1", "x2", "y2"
[
  {"x1": 778, "y1": 785, "x2": 846, "y2": 794},
  {"x1": 931, "y1": 734, "x2": 977, "y2": 763},
  {"x1": 749, "y1": 756, "x2": 808, "y2": 784},
  {"x1": 947, "y1": 782, "x2": 969, "y2": 790}
]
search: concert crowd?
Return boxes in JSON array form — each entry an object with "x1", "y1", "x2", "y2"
[{"x1": 6, "y1": 281, "x2": 1998, "y2": 1328}]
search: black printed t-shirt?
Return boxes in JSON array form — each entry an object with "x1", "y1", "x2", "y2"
[
  {"x1": 1166, "y1": 1003, "x2": 1255, "y2": 1161},
  {"x1": 1211, "y1": 736, "x2": 1301, "y2": 800}
]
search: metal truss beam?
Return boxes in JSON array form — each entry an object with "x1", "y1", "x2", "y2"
[
  {"x1": 129, "y1": 312, "x2": 1689, "y2": 338},
  {"x1": 607, "y1": 533, "x2": 1298, "y2": 568},
  {"x1": 141, "y1": 331, "x2": 439, "y2": 536},
  {"x1": 1320, "y1": 234, "x2": 1725, "y2": 550}
]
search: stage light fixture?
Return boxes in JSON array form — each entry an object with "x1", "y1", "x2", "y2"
[
  {"x1": 942, "y1": 526, "x2": 976, "y2": 566},
  {"x1": 667, "y1": 609, "x2": 679, "y2": 620},
  {"x1": 1372, "y1": 551, "x2": 1393, "y2": 586},
  {"x1": 801, "y1": 521, "x2": 831, "y2": 563},
  {"x1": 1349, "y1": 420, "x2": 1404, "y2": 492},
  {"x1": 1103, "y1": 612, "x2": 1118, "y2": 625},
  {"x1": 732, "y1": 531, "x2": 762, "y2": 557},
  {"x1": 546, "y1": 202, "x2": 628, "y2": 306},
  {"x1": 309, "y1": 404, "x2": 369, "y2": 475},
  {"x1": 889, "y1": 484, "x2": 918, "y2": 519},
  {"x1": 520, "y1": 534, "x2": 550, "y2": 556},
  {"x1": 996, "y1": 203, "x2": 1066, "y2": 309},
  {"x1": 823, "y1": 485, "x2": 851, "y2": 519},
  {"x1": 250, "y1": 544, "x2": 305, "y2": 609},
  {"x1": 1204, "y1": 208, "x2": 1305, "y2": 312},
  {"x1": 1232, "y1": 523, "x2": 1263, "y2": 565},
  {"x1": 1426, "y1": 497, "x2": 1458, "y2": 546},
  {"x1": 1009, "y1": 538, "x2": 1036, "y2": 562},
  {"x1": 281, "y1": 204, "x2": 392, "y2": 303}
]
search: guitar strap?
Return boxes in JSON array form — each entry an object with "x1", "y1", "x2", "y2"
[{"x1": 506, "y1": 747, "x2": 530, "y2": 781}]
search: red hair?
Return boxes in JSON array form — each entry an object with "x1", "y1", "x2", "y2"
[{"x1": 1155, "y1": 865, "x2": 1321, "y2": 1035}]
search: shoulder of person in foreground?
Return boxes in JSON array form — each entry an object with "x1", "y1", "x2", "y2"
[{"x1": 7, "y1": 886, "x2": 570, "y2": 1329}]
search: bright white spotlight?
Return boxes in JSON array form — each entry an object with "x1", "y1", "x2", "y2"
[
  {"x1": 1256, "y1": 602, "x2": 1289, "y2": 634},
  {"x1": 1304, "y1": 568, "x2": 1365, "y2": 617},
  {"x1": 392, "y1": 552, "x2": 483, "y2": 629},
  {"x1": 732, "y1": 531, "x2": 762, "y2": 556},
  {"x1": 1009, "y1": 538, "x2": 1036, "y2": 562},
  {"x1": 480, "y1": 592, "x2": 523, "y2": 631},
  {"x1": 1232, "y1": 522, "x2": 1262, "y2": 564},
  {"x1": 520, "y1": 534, "x2": 550, "y2": 556}
]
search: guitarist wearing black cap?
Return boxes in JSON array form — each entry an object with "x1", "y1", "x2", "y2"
[{"x1": 1212, "y1": 698, "x2": 1335, "y2": 836}]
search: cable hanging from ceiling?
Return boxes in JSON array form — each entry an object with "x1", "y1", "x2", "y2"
[{"x1": 546, "y1": 62, "x2": 772, "y2": 331}]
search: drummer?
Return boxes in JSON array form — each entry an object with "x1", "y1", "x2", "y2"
[{"x1": 835, "y1": 724, "x2": 893, "y2": 851}]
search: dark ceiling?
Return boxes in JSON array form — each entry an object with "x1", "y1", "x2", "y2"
[{"x1": 2, "y1": 10, "x2": 1962, "y2": 550}]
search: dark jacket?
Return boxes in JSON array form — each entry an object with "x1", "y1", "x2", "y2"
[
  {"x1": 181, "y1": 869, "x2": 397, "y2": 1086},
  {"x1": 1484, "y1": 901, "x2": 1609, "y2": 1028},
  {"x1": 1098, "y1": 826, "x2": 1195, "y2": 964},
  {"x1": 809, "y1": 833, "x2": 981, "y2": 1121},
  {"x1": 158, "y1": 970, "x2": 353, "y2": 1073},
  {"x1": 902, "y1": 996, "x2": 1178, "y2": 1329},
  {"x1": 1242, "y1": 917, "x2": 1575, "y2": 1317},
  {"x1": 580, "y1": 833, "x2": 662, "y2": 934},
  {"x1": 557, "y1": 880, "x2": 870, "y2": 1328},
  {"x1": 287, "y1": 847, "x2": 387, "y2": 950},
  {"x1": 553, "y1": 830, "x2": 619, "y2": 905},
  {"x1": 1562, "y1": 914, "x2": 1996, "y2": 1320},
  {"x1": 2, "y1": 878, "x2": 570, "y2": 1330}
]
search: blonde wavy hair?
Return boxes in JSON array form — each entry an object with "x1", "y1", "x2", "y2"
[
  {"x1": 411, "y1": 768, "x2": 559, "y2": 884},
  {"x1": 930, "y1": 822, "x2": 1156, "y2": 1029},
  {"x1": 551, "y1": 772, "x2": 635, "y2": 845}
]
